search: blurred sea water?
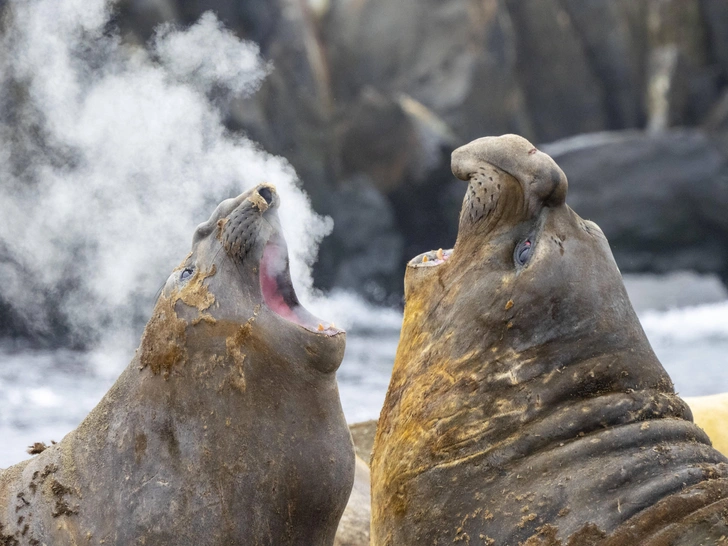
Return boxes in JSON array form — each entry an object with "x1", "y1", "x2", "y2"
[{"x1": 1, "y1": 272, "x2": 727, "y2": 468}]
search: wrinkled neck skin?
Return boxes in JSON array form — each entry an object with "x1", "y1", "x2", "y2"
[
  {"x1": 372, "y1": 135, "x2": 728, "y2": 545},
  {"x1": 394, "y1": 197, "x2": 677, "y2": 468},
  {"x1": 0, "y1": 185, "x2": 353, "y2": 546}
]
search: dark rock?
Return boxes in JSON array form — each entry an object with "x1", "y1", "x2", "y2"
[
  {"x1": 387, "y1": 150, "x2": 463, "y2": 272},
  {"x1": 542, "y1": 129, "x2": 728, "y2": 283},
  {"x1": 644, "y1": 0, "x2": 720, "y2": 129},
  {"x1": 319, "y1": 175, "x2": 404, "y2": 303},
  {"x1": 109, "y1": 0, "x2": 728, "y2": 301},
  {"x1": 325, "y1": 0, "x2": 530, "y2": 142},
  {"x1": 318, "y1": 89, "x2": 460, "y2": 300},
  {"x1": 559, "y1": 0, "x2": 648, "y2": 129},
  {"x1": 0, "y1": 247, "x2": 74, "y2": 348},
  {"x1": 338, "y1": 88, "x2": 420, "y2": 194},
  {"x1": 705, "y1": 90, "x2": 728, "y2": 130},
  {"x1": 115, "y1": 0, "x2": 338, "y2": 215},
  {"x1": 700, "y1": 0, "x2": 728, "y2": 85},
  {"x1": 502, "y1": 0, "x2": 608, "y2": 141}
]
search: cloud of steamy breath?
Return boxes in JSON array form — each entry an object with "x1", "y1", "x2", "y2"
[{"x1": 0, "y1": 1, "x2": 332, "y2": 354}]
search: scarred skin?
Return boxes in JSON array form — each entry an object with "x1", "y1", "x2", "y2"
[
  {"x1": 0, "y1": 184, "x2": 355, "y2": 545},
  {"x1": 371, "y1": 135, "x2": 728, "y2": 546}
]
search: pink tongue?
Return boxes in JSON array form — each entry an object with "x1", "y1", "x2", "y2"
[{"x1": 260, "y1": 246, "x2": 298, "y2": 322}]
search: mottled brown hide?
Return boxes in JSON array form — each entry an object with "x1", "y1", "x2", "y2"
[
  {"x1": 371, "y1": 135, "x2": 728, "y2": 545},
  {"x1": 0, "y1": 184, "x2": 354, "y2": 546}
]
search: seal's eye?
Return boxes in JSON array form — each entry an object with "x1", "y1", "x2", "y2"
[
  {"x1": 515, "y1": 239, "x2": 532, "y2": 266},
  {"x1": 180, "y1": 268, "x2": 194, "y2": 280}
]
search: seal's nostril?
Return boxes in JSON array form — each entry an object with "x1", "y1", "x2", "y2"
[{"x1": 259, "y1": 186, "x2": 273, "y2": 205}]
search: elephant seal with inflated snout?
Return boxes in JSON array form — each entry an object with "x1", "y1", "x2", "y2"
[
  {"x1": 371, "y1": 135, "x2": 728, "y2": 545},
  {"x1": 0, "y1": 184, "x2": 355, "y2": 545}
]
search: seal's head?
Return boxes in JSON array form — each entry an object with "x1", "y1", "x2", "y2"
[
  {"x1": 401, "y1": 134, "x2": 657, "y2": 374},
  {"x1": 140, "y1": 184, "x2": 345, "y2": 377}
]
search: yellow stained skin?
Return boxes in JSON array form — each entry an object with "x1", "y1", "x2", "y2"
[
  {"x1": 371, "y1": 135, "x2": 728, "y2": 546},
  {"x1": 138, "y1": 265, "x2": 217, "y2": 377}
]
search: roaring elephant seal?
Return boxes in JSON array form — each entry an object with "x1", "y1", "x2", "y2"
[
  {"x1": 0, "y1": 184, "x2": 355, "y2": 545},
  {"x1": 371, "y1": 135, "x2": 728, "y2": 545}
]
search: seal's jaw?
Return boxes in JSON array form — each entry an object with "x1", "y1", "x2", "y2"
[
  {"x1": 186, "y1": 183, "x2": 342, "y2": 338},
  {"x1": 217, "y1": 184, "x2": 341, "y2": 337},
  {"x1": 258, "y1": 231, "x2": 340, "y2": 336}
]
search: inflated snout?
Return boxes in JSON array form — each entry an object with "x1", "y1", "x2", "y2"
[{"x1": 452, "y1": 134, "x2": 568, "y2": 214}]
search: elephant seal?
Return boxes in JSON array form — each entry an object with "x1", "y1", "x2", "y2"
[
  {"x1": 371, "y1": 135, "x2": 728, "y2": 545},
  {"x1": 0, "y1": 184, "x2": 355, "y2": 545}
]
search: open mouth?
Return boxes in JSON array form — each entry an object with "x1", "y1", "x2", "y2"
[
  {"x1": 408, "y1": 247, "x2": 454, "y2": 268},
  {"x1": 259, "y1": 234, "x2": 341, "y2": 335}
]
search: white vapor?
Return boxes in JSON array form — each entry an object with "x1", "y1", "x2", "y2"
[{"x1": 0, "y1": 0, "x2": 332, "y2": 357}]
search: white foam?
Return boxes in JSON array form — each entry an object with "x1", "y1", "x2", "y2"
[
  {"x1": 306, "y1": 290, "x2": 403, "y2": 332},
  {"x1": 639, "y1": 301, "x2": 728, "y2": 342}
]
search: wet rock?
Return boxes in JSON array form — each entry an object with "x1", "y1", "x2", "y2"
[
  {"x1": 318, "y1": 175, "x2": 404, "y2": 302},
  {"x1": 4, "y1": 0, "x2": 728, "y2": 345},
  {"x1": 543, "y1": 129, "x2": 728, "y2": 283},
  {"x1": 111, "y1": 0, "x2": 728, "y2": 296},
  {"x1": 338, "y1": 88, "x2": 420, "y2": 194},
  {"x1": 644, "y1": 0, "x2": 719, "y2": 130},
  {"x1": 700, "y1": 0, "x2": 728, "y2": 82},
  {"x1": 116, "y1": 0, "x2": 338, "y2": 216},
  {"x1": 559, "y1": 0, "x2": 647, "y2": 129}
]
